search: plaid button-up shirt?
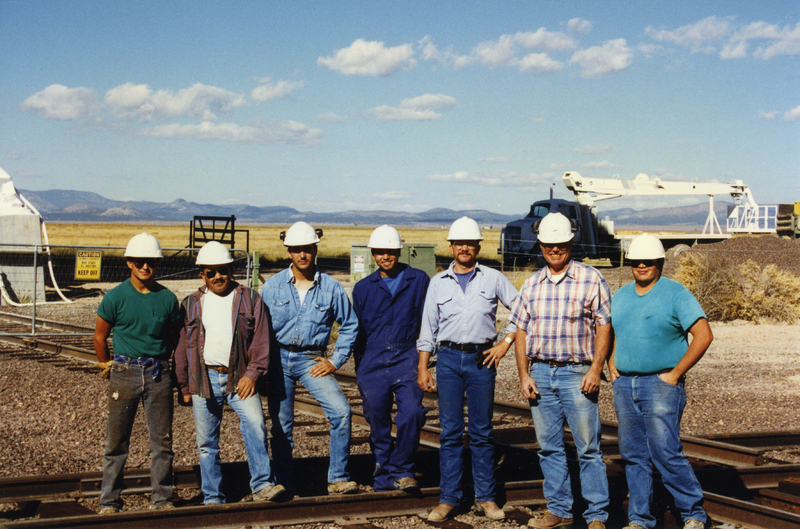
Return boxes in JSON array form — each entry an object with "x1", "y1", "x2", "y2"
[{"x1": 509, "y1": 260, "x2": 611, "y2": 363}]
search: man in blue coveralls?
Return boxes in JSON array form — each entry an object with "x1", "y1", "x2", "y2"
[
  {"x1": 352, "y1": 225, "x2": 429, "y2": 492},
  {"x1": 261, "y1": 221, "x2": 361, "y2": 496}
]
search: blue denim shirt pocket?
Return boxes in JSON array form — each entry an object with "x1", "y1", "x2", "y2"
[
  {"x1": 310, "y1": 293, "x2": 333, "y2": 326},
  {"x1": 270, "y1": 299, "x2": 293, "y2": 324}
]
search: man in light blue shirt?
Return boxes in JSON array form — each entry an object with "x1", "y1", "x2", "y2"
[
  {"x1": 417, "y1": 217, "x2": 518, "y2": 522},
  {"x1": 261, "y1": 221, "x2": 360, "y2": 496}
]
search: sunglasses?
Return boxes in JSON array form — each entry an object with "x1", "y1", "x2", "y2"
[
  {"x1": 631, "y1": 260, "x2": 657, "y2": 268},
  {"x1": 129, "y1": 258, "x2": 159, "y2": 268},
  {"x1": 202, "y1": 267, "x2": 231, "y2": 278}
]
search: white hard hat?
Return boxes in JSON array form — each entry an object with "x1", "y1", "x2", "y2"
[
  {"x1": 447, "y1": 216, "x2": 483, "y2": 241},
  {"x1": 282, "y1": 221, "x2": 321, "y2": 247},
  {"x1": 368, "y1": 225, "x2": 402, "y2": 249},
  {"x1": 626, "y1": 233, "x2": 666, "y2": 260},
  {"x1": 124, "y1": 233, "x2": 163, "y2": 258},
  {"x1": 536, "y1": 213, "x2": 574, "y2": 244},
  {"x1": 196, "y1": 241, "x2": 234, "y2": 266}
]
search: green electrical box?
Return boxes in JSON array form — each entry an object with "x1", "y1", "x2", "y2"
[{"x1": 350, "y1": 242, "x2": 438, "y2": 284}]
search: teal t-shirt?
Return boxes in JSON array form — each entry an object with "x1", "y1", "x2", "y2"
[
  {"x1": 611, "y1": 277, "x2": 706, "y2": 375},
  {"x1": 97, "y1": 279, "x2": 180, "y2": 358}
]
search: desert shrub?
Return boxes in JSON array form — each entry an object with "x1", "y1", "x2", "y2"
[{"x1": 675, "y1": 251, "x2": 800, "y2": 323}]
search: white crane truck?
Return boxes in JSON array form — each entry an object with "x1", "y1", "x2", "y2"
[{"x1": 499, "y1": 171, "x2": 777, "y2": 267}]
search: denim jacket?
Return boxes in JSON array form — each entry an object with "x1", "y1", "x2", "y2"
[
  {"x1": 175, "y1": 283, "x2": 271, "y2": 398},
  {"x1": 261, "y1": 266, "x2": 359, "y2": 369}
]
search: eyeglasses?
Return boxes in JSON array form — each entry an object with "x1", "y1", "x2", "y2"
[
  {"x1": 450, "y1": 241, "x2": 478, "y2": 249},
  {"x1": 631, "y1": 260, "x2": 657, "y2": 268},
  {"x1": 129, "y1": 258, "x2": 159, "y2": 268},
  {"x1": 202, "y1": 267, "x2": 230, "y2": 278}
]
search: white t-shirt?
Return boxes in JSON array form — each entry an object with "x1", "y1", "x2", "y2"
[
  {"x1": 296, "y1": 286, "x2": 310, "y2": 305},
  {"x1": 201, "y1": 290, "x2": 235, "y2": 367}
]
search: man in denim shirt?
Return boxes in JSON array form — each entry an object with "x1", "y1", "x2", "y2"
[
  {"x1": 261, "y1": 221, "x2": 360, "y2": 495},
  {"x1": 417, "y1": 217, "x2": 518, "y2": 522}
]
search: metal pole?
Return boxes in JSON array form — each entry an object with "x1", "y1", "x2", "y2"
[
  {"x1": 31, "y1": 245, "x2": 37, "y2": 335},
  {"x1": 252, "y1": 252, "x2": 260, "y2": 290}
]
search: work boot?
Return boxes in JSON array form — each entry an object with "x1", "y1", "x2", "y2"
[
  {"x1": 587, "y1": 521, "x2": 606, "y2": 529},
  {"x1": 327, "y1": 480, "x2": 358, "y2": 494},
  {"x1": 99, "y1": 506, "x2": 119, "y2": 515},
  {"x1": 528, "y1": 510, "x2": 573, "y2": 528},
  {"x1": 149, "y1": 501, "x2": 174, "y2": 510},
  {"x1": 393, "y1": 476, "x2": 419, "y2": 491},
  {"x1": 622, "y1": 524, "x2": 645, "y2": 529},
  {"x1": 474, "y1": 500, "x2": 505, "y2": 520},
  {"x1": 683, "y1": 520, "x2": 705, "y2": 529},
  {"x1": 421, "y1": 503, "x2": 455, "y2": 522},
  {"x1": 252, "y1": 483, "x2": 287, "y2": 502}
]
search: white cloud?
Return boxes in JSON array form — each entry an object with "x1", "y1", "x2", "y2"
[
  {"x1": 518, "y1": 53, "x2": 564, "y2": 74},
  {"x1": 426, "y1": 170, "x2": 542, "y2": 187},
  {"x1": 647, "y1": 17, "x2": 800, "y2": 60},
  {"x1": 572, "y1": 144, "x2": 616, "y2": 154},
  {"x1": 759, "y1": 110, "x2": 779, "y2": 121},
  {"x1": 373, "y1": 190, "x2": 411, "y2": 200},
  {"x1": 104, "y1": 82, "x2": 246, "y2": 121},
  {"x1": 318, "y1": 39, "x2": 417, "y2": 76},
  {"x1": 514, "y1": 28, "x2": 578, "y2": 52},
  {"x1": 139, "y1": 119, "x2": 322, "y2": 146},
  {"x1": 784, "y1": 105, "x2": 800, "y2": 121},
  {"x1": 316, "y1": 111, "x2": 347, "y2": 123},
  {"x1": 567, "y1": 18, "x2": 592, "y2": 35},
  {"x1": 21, "y1": 84, "x2": 101, "y2": 120},
  {"x1": 645, "y1": 16, "x2": 731, "y2": 53},
  {"x1": 582, "y1": 160, "x2": 621, "y2": 169},
  {"x1": 366, "y1": 93, "x2": 456, "y2": 121},
  {"x1": 474, "y1": 35, "x2": 516, "y2": 67},
  {"x1": 365, "y1": 106, "x2": 442, "y2": 121},
  {"x1": 399, "y1": 94, "x2": 456, "y2": 110},
  {"x1": 418, "y1": 35, "x2": 440, "y2": 61},
  {"x1": 569, "y1": 39, "x2": 633, "y2": 77},
  {"x1": 251, "y1": 78, "x2": 304, "y2": 102}
]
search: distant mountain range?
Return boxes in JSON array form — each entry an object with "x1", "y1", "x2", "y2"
[{"x1": 19, "y1": 188, "x2": 733, "y2": 230}]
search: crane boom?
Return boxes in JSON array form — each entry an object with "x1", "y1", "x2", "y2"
[
  {"x1": 561, "y1": 171, "x2": 774, "y2": 235},
  {"x1": 562, "y1": 172, "x2": 756, "y2": 207}
]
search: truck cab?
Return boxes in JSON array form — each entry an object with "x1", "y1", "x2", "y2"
[{"x1": 499, "y1": 198, "x2": 614, "y2": 266}]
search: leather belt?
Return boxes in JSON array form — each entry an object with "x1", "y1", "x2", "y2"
[
  {"x1": 532, "y1": 358, "x2": 592, "y2": 367},
  {"x1": 439, "y1": 341, "x2": 493, "y2": 354},
  {"x1": 206, "y1": 365, "x2": 228, "y2": 374},
  {"x1": 279, "y1": 343, "x2": 327, "y2": 353}
]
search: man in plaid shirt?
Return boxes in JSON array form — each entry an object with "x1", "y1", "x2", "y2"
[{"x1": 510, "y1": 212, "x2": 611, "y2": 529}]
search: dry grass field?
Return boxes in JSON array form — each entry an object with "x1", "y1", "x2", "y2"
[{"x1": 44, "y1": 223, "x2": 504, "y2": 263}]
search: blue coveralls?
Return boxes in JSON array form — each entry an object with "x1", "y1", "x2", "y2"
[{"x1": 352, "y1": 264, "x2": 429, "y2": 491}]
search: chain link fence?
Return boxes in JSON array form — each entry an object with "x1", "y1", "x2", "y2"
[{"x1": 0, "y1": 244, "x2": 252, "y2": 332}]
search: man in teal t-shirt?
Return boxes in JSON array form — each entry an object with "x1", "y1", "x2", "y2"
[
  {"x1": 608, "y1": 234, "x2": 713, "y2": 529},
  {"x1": 94, "y1": 233, "x2": 180, "y2": 514}
]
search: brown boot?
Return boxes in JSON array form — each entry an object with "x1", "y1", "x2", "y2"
[{"x1": 528, "y1": 510, "x2": 574, "y2": 528}]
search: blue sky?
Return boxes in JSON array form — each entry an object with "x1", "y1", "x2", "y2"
[{"x1": 1, "y1": 1, "x2": 798, "y2": 216}]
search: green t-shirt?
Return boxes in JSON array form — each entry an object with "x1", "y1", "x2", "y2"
[{"x1": 97, "y1": 279, "x2": 180, "y2": 358}]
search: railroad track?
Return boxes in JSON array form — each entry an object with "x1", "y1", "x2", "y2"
[{"x1": 2, "y1": 312, "x2": 800, "y2": 528}]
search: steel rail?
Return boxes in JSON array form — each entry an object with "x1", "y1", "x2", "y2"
[
  {"x1": 0, "y1": 481, "x2": 549, "y2": 529},
  {"x1": 702, "y1": 490, "x2": 800, "y2": 529}
]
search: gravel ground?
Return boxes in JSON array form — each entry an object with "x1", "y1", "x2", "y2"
[{"x1": 1, "y1": 258, "x2": 799, "y2": 528}]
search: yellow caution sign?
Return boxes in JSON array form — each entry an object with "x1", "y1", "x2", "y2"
[{"x1": 75, "y1": 250, "x2": 102, "y2": 281}]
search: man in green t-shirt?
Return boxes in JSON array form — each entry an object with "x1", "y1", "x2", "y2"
[{"x1": 94, "y1": 233, "x2": 180, "y2": 514}]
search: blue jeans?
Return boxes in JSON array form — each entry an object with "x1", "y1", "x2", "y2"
[
  {"x1": 436, "y1": 346, "x2": 497, "y2": 505},
  {"x1": 529, "y1": 362, "x2": 608, "y2": 523},
  {"x1": 268, "y1": 349, "x2": 352, "y2": 487},
  {"x1": 192, "y1": 369, "x2": 276, "y2": 504},
  {"x1": 100, "y1": 359, "x2": 173, "y2": 509},
  {"x1": 613, "y1": 375, "x2": 706, "y2": 528},
  {"x1": 358, "y1": 370, "x2": 425, "y2": 491}
]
